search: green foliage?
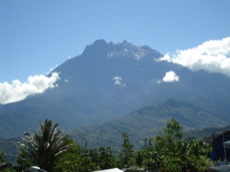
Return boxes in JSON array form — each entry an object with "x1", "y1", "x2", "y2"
[
  {"x1": 54, "y1": 143, "x2": 84, "y2": 172},
  {"x1": 150, "y1": 118, "x2": 210, "y2": 172},
  {"x1": 140, "y1": 138, "x2": 161, "y2": 170},
  {"x1": 0, "y1": 139, "x2": 18, "y2": 164},
  {"x1": 0, "y1": 151, "x2": 16, "y2": 172},
  {"x1": 87, "y1": 146, "x2": 116, "y2": 171},
  {"x1": 70, "y1": 100, "x2": 227, "y2": 151},
  {"x1": 8, "y1": 118, "x2": 211, "y2": 171},
  {"x1": 155, "y1": 118, "x2": 183, "y2": 148},
  {"x1": 182, "y1": 139, "x2": 210, "y2": 171},
  {"x1": 0, "y1": 151, "x2": 4, "y2": 162},
  {"x1": 17, "y1": 119, "x2": 72, "y2": 172},
  {"x1": 118, "y1": 132, "x2": 134, "y2": 168},
  {"x1": 98, "y1": 146, "x2": 116, "y2": 169}
]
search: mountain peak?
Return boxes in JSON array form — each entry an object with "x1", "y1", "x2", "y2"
[
  {"x1": 81, "y1": 39, "x2": 111, "y2": 56},
  {"x1": 107, "y1": 40, "x2": 162, "y2": 60},
  {"x1": 92, "y1": 39, "x2": 108, "y2": 47},
  {"x1": 81, "y1": 39, "x2": 162, "y2": 61}
]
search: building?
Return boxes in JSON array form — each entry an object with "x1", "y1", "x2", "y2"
[{"x1": 211, "y1": 130, "x2": 230, "y2": 161}]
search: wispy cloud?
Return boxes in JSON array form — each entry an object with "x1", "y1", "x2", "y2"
[
  {"x1": 158, "y1": 37, "x2": 230, "y2": 76},
  {"x1": 113, "y1": 76, "x2": 126, "y2": 87},
  {"x1": 160, "y1": 71, "x2": 180, "y2": 83},
  {"x1": 0, "y1": 72, "x2": 59, "y2": 104}
]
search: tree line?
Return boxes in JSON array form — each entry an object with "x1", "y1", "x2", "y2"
[{"x1": 0, "y1": 118, "x2": 211, "y2": 172}]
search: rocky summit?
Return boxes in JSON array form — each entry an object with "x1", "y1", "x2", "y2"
[{"x1": 0, "y1": 40, "x2": 230, "y2": 139}]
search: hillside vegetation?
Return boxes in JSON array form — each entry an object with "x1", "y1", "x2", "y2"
[
  {"x1": 71, "y1": 99, "x2": 228, "y2": 149},
  {"x1": 0, "y1": 119, "x2": 212, "y2": 172}
]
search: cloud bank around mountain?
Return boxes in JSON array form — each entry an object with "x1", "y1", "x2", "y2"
[
  {"x1": 158, "y1": 37, "x2": 230, "y2": 77},
  {"x1": 0, "y1": 72, "x2": 59, "y2": 104}
]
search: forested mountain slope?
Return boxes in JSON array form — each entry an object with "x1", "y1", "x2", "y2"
[{"x1": 0, "y1": 40, "x2": 230, "y2": 139}]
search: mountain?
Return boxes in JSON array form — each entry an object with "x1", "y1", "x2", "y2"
[
  {"x1": 0, "y1": 39, "x2": 230, "y2": 139},
  {"x1": 71, "y1": 99, "x2": 228, "y2": 149}
]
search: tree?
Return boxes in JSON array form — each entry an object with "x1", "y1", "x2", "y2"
[
  {"x1": 155, "y1": 118, "x2": 183, "y2": 146},
  {"x1": 55, "y1": 143, "x2": 112, "y2": 172},
  {"x1": 17, "y1": 119, "x2": 71, "y2": 172},
  {"x1": 180, "y1": 139, "x2": 210, "y2": 172},
  {"x1": 154, "y1": 118, "x2": 184, "y2": 171},
  {"x1": 54, "y1": 142, "x2": 84, "y2": 172},
  {"x1": 0, "y1": 151, "x2": 15, "y2": 172},
  {"x1": 140, "y1": 138, "x2": 160, "y2": 170},
  {"x1": 97, "y1": 146, "x2": 116, "y2": 169},
  {"x1": 153, "y1": 118, "x2": 210, "y2": 172},
  {"x1": 118, "y1": 132, "x2": 134, "y2": 168}
]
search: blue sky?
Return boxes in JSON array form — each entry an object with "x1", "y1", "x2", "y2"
[{"x1": 1, "y1": 0, "x2": 230, "y2": 83}]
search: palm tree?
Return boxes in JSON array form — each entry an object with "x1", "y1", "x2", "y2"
[{"x1": 17, "y1": 119, "x2": 71, "y2": 172}]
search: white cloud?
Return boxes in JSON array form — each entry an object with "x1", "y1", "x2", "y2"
[
  {"x1": 112, "y1": 76, "x2": 126, "y2": 87},
  {"x1": 158, "y1": 37, "x2": 230, "y2": 76},
  {"x1": 0, "y1": 72, "x2": 59, "y2": 104},
  {"x1": 162, "y1": 71, "x2": 180, "y2": 83}
]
